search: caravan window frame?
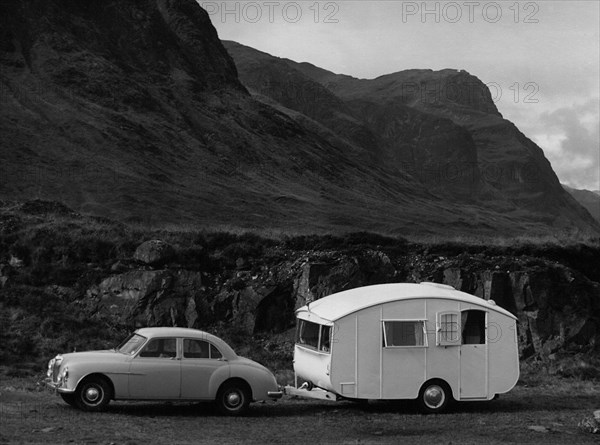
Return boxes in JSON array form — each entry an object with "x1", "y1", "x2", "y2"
[
  {"x1": 296, "y1": 319, "x2": 332, "y2": 354},
  {"x1": 437, "y1": 311, "x2": 461, "y2": 346},
  {"x1": 382, "y1": 319, "x2": 428, "y2": 348},
  {"x1": 436, "y1": 310, "x2": 487, "y2": 346}
]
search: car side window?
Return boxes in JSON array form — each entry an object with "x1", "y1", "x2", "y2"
[
  {"x1": 183, "y1": 339, "x2": 223, "y2": 359},
  {"x1": 184, "y1": 339, "x2": 209, "y2": 358},
  {"x1": 210, "y1": 344, "x2": 222, "y2": 359},
  {"x1": 138, "y1": 338, "x2": 177, "y2": 358}
]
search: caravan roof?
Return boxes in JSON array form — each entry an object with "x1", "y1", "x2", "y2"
[{"x1": 298, "y1": 282, "x2": 517, "y2": 322}]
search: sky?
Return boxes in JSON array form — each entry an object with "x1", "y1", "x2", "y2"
[{"x1": 199, "y1": 0, "x2": 600, "y2": 191}]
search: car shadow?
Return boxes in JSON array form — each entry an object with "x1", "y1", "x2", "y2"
[{"x1": 98, "y1": 390, "x2": 599, "y2": 418}]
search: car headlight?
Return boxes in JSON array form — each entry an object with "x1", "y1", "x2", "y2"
[{"x1": 47, "y1": 358, "x2": 55, "y2": 378}]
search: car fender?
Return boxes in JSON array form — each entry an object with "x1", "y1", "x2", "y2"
[
  {"x1": 207, "y1": 363, "x2": 232, "y2": 398},
  {"x1": 63, "y1": 359, "x2": 130, "y2": 398},
  {"x1": 228, "y1": 363, "x2": 278, "y2": 401}
]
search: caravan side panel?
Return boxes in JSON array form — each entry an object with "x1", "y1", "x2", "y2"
[
  {"x1": 380, "y1": 299, "x2": 427, "y2": 399},
  {"x1": 330, "y1": 306, "x2": 382, "y2": 399},
  {"x1": 355, "y1": 306, "x2": 382, "y2": 398},
  {"x1": 488, "y1": 314, "x2": 519, "y2": 395},
  {"x1": 330, "y1": 314, "x2": 358, "y2": 398}
]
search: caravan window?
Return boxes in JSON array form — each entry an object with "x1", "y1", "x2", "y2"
[
  {"x1": 296, "y1": 320, "x2": 331, "y2": 353},
  {"x1": 382, "y1": 321, "x2": 427, "y2": 347},
  {"x1": 462, "y1": 310, "x2": 486, "y2": 344},
  {"x1": 436, "y1": 310, "x2": 486, "y2": 345},
  {"x1": 438, "y1": 312, "x2": 460, "y2": 346}
]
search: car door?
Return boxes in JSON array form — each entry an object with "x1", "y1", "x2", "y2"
[
  {"x1": 180, "y1": 338, "x2": 228, "y2": 399},
  {"x1": 128, "y1": 337, "x2": 181, "y2": 399}
]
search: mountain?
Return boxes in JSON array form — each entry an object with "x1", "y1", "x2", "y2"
[
  {"x1": 0, "y1": 1, "x2": 598, "y2": 237},
  {"x1": 563, "y1": 185, "x2": 600, "y2": 223},
  {"x1": 224, "y1": 41, "x2": 599, "y2": 235},
  {"x1": 0, "y1": 0, "x2": 416, "y2": 233}
]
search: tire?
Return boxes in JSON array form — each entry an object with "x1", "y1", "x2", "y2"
[
  {"x1": 215, "y1": 382, "x2": 251, "y2": 416},
  {"x1": 417, "y1": 380, "x2": 452, "y2": 414},
  {"x1": 60, "y1": 392, "x2": 77, "y2": 408},
  {"x1": 74, "y1": 377, "x2": 112, "y2": 412}
]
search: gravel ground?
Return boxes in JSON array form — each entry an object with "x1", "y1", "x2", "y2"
[{"x1": 1, "y1": 379, "x2": 599, "y2": 444}]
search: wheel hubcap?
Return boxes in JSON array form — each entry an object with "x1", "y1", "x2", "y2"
[
  {"x1": 85, "y1": 386, "x2": 101, "y2": 403},
  {"x1": 424, "y1": 385, "x2": 444, "y2": 408},
  {"x1": 226, "y1": 392, "x2": 241, "y2": 407}
]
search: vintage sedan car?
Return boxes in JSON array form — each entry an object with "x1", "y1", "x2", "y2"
[{"x1": 46, "y1": 327, "x2": 282, "y2": 415}]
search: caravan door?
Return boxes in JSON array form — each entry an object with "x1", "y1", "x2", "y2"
[{"x1": 459, "y1": 310, "x2": 488, "y2": 399}]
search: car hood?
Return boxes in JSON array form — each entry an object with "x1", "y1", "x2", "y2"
[{"x1": 58, "y1": 350, "x2": 127, "y2": 363}]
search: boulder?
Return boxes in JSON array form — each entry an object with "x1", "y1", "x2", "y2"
[
  {"x1": 133, "y1": 240, "x2": 174, "y2": 265},
  {"x1": 578, "y1": 410, "x2": 600, "y2": 434},
  {"x1": 90, "y1": 268, "x2": 204, "y2": 327}
]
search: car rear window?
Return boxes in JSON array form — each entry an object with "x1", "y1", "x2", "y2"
[{"x1": 183, "y1": 339, "x2": 222, "y2": 359}]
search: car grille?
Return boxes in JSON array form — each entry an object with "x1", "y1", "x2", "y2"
[{"x1": 50, "y1": 357, "x2": 62, "y2": 383}]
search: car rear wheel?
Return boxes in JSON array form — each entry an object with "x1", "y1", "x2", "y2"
[
  {"x1": 215, "y1": 382, "x2": 250, "y2": 416},
  {"x1": 417, "y1": 380, "x2": 452, "y2": 414},
  {"x1": 75, "y1": 377, "x2": 111, "y2": 412}
]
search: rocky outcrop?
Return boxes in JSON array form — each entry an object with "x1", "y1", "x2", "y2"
[
  {"x1": 438, "y1": 265, "x2": 599, "y2": 358},
  {"x1": 89, "y1": 269, "x2": 203, "y2": 327},
  {"x1": 82, "y1": 239, "x2": 599, "y2": 360}
]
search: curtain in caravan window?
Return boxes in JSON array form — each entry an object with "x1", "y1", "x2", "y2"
[
  {"x1": 461, "y1": 312, "x2": 468, "y2": 339},
  {"x1": 461, "y1": 310, "x2": 486, "y2": 344},
  {"x1": 383, "y1": 321, "x2": 425, "y2": 347},
  {"x1": 296, "y1": 320, "x2": 320, "y2": 349}
]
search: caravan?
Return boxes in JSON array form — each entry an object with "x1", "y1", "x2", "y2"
[{"x1": 290, "y1": 282, "x2": 519, "y2": 413}]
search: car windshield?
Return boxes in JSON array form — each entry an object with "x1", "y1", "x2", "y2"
[{"x1": 116, "y1": 333, "x2": 147, "y2": 354}]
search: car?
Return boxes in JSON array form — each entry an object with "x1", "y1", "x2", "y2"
[{"x1": 45, "y1": 327, "x2": 283, "y2": 415}]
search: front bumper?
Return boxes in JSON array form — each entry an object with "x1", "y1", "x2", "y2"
[{"x1": 45, "y1": 378, "x2": 75, "y2": 394}]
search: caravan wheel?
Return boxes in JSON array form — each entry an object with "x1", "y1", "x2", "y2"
[{"x1": 417, "y1": 380, "x2": 452, "y2": 414}]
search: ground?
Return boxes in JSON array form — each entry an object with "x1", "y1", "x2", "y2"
[{"x1": 1, "y1": 374, "x2": 598, "y2": 444}]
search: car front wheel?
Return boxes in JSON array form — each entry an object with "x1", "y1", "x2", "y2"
[
  {"x1": 75, "y1": 378, "x2": 111, "y2": 412},
  {"x1": 215, "y1": 382, "x2": 250, "y2": 416}
]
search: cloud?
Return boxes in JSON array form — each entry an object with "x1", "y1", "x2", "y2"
[{"x1": 533, "y1": 99, "x2": 600, "y2": 190}]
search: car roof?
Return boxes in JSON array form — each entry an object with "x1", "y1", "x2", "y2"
[
  {"x1": 134, "y1": 327, "x2": 237, "y2": 359},
  {"x1": 296, "y1": 282, "x2": 517, "y2": 322}
]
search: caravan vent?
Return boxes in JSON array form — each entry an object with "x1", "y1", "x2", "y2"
[{"x1": 420, "y1": 282, "x2": 456, "y2": 290}]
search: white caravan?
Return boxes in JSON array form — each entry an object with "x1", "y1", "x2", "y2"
[{"x1": 289, "y1": 282, "x2": 519, "y2": 413}]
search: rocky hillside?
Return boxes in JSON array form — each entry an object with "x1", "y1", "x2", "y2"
[
  {"x1": 224, "y1": 41, "x2": 599, "y2": 235},
  {"x1": 1, "y1": 201, "x2": 599, "y2": 375},
  {"x1": 0, "y1": 0, "x2": 416, "y2": 234},
  {"x1": 0, "y1": 1, "x2": 598, "y2": 237},
  {"x1": 564, "y1": 185, "x2": 600, "y2": 224}
]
